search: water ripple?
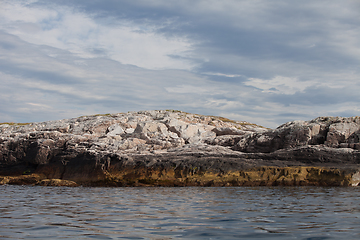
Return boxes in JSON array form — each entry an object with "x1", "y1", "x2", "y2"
[{"x1": 1, "y1": 186, "x2": 360, "y2": 239}]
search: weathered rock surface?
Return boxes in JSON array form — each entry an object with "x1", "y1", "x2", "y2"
[
  {"x1": 234, "y1": 117, "x2": 360, "y2": 152},
  {"x1": 1, "y1": 110, "x2": 360, "y2": 187}
]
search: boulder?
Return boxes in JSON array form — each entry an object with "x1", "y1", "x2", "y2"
[
  {"x1": 106, "y1": 124, "x2": 124, "y2": 136},
  {"x1": 163, "y1": 118, "x2": 216, "y2": 143},
  {"x1": 234, "y1": 117, "x2": 360, "y2": 153},
  {"x1": 212, "y1": 127, "x2": 246, "y2": 136}
]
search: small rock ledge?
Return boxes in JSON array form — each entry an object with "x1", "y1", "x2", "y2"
[{"x1": 1, "y1": 110, "x2": 360, "y2": 187}]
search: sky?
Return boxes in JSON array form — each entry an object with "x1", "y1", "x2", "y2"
[{"x1": 1, "y1": 0, "x2": 360, "y2": 128}]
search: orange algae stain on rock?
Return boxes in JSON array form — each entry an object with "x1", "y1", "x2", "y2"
[
  {"x1": 1, "y1": 167, "x2": 357, "y2": 187},
  {"x1": 37, "y1": 179, "x2": 78, "y2": 187},
  {"x1": 89, "y1": 166, "x2": 357, "y2": 187},
  {"x1": 0, "y1": 173, "x2": 46, "y2": 185},
  {"x1": 0, "y1": 174, "x2": 77, "y2": 186}
]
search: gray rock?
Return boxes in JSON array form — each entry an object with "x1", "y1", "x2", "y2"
[
  {"x1": 234, "y1": 116, "x2": 360, "y2": 153},
  {"x1": 107, "y1": 124, "x2": 124, "y2": 136},
  {"x1": 1, "y1": 110, "x2": 360, "y2": 185},
  {"x1": 212, "y1": 127, "x2": 246, "y2": 136}
]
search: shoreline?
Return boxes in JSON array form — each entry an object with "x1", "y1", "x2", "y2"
[
  {"x1": 1, "y1": 110, "x2": 360, "y2": 188},
  {"x1": 2, "y1": 166, "x2": 359, "y2": 187}
]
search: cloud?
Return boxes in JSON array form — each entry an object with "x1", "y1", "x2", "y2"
[
  {"x1": 0, "y1": 30, "x2": 213, "y2": 123},
  {"x1": 0, "y1": 0, "x2": 360, "y2": 128},
  {"x1": 202, "y1": 72, "x2": 243, "y2": 78},
  {"x1": 0, "y1": 0, "x2": 194, "y2": 70},
  {"x1": 244, "y1": 76, "x2": 314, "y2": 94}
]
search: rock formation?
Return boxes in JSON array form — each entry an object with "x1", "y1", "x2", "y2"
[{"x1": 1, "y1": 110, "x2": 360, "y2": 187}]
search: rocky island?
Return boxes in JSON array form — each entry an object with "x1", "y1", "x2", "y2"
[{"x1": 1, "y1": 110, "x2": 360, "y2": 187}]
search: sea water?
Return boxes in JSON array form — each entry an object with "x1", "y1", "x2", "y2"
[{"x1": 1, "y1": 185, "x2": 360, "y2": 239}]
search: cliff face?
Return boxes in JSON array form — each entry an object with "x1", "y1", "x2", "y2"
[{"x1": 1, "y1": 110, "x2": 360, "y2": 186}]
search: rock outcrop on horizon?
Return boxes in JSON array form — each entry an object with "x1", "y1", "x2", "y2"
[{"x1": 1, "y1": 110, "x2": 360, "y2": 187}]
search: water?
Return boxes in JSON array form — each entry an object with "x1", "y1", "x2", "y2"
[{"x1": 1, "y1": 186, "x2": 360, "y2": 239}]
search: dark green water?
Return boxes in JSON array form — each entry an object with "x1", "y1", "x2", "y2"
[{"x1": 1, "y1": 185, "x2": 360, "y2": 239}]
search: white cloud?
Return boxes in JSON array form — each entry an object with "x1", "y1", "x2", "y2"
[
  {"x1": 204, "y1": 98, "x2": 243, "y2": 110},
  {"x1": 26, "y1": 102, "x2": 51, "y2": 109},
  {"x1": 202, "y1": 72, "x2": 242, "y2": 78},
  {"x1": 165, "y1": 85, "x2": 215, "y2": 94},
  {"x1": 244, "y1": 76, "x2": 314, "y2": 94},
  {"x1": 0, "y1": 0, "x2": 194, "y2": 70}
]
